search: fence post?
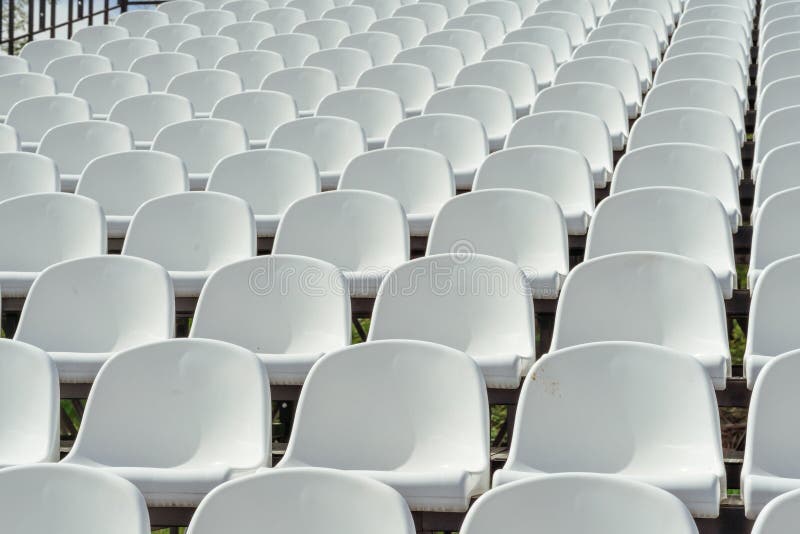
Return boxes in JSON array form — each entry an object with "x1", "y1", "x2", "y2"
[{"x1": 7, "y1": 0, "x2": 14, "y2": 54}]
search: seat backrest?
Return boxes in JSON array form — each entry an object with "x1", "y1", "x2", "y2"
[
  {"x1": 753, "y1": 142, "x2": 800, "y2": 214},
  {"x1": 394, "y1": 2, "x2": 449, "y2": 31},
  {"x1": 643, "y1": 79, "x2": 743, "y2": 136},
  {"x1": 573, "y1": 38, "x2": 652, "y2": 84},
  {"x1": 751, "y1": 187, "x2": 800, "y2": 272},
  {"x1": 533, "y1": 82, "x2": 628, "y2": 139},
  {"x1": 72, "y1": 25, "x2": 130, "y2": 54},
  {"x1": 257, "y1": 33, "x2": 321, "y2": 67},
  {"x1": 654, "y1": 52, "x2": 745, "y2": 101},
  {"x1": 394, "y1": 44, "x2": 465, "y2": 87},
  {"x1": 37, "y1": 121, "x2": 134, "y2": 175},
  {"x1": 339, "y1": 31, "x2": 403, "y2": 66},
  {"x1": 454, "y1": 59, "x2": 537, "y2": 113},
  {"x1": 108, "y1": 93, "x2": 194, "y2": 146},
  {"x1": 586, "y1": 22, "x2": 659, "y2": 62},
  {"x1": 43, "y1": 54, "x2": 112, "y2": 93},
  {"x1": 610, "y1": 0, "x2": 672, "y2": 26},
  {"x1": 6, "y1": 95, "x2": 91, "y2": 144},
  {"x1": 316, "y1": 87, "x2": 403, "y2": 142},
  {"x1": 129, "y1": 51, "x2": 198, "y2": 92},
  {"x1": 211, "y1": 90, "x2": 296, "y2": 143},
  {"x1": 482, "y1": 42, "x2": 556, "y2": 88},
  {"x1": 423, "y1": 85, "x2": 515, "y2": 140},
  {"x1": 268, "y1": 116, "x2": 366, "y2": 176},
  {"x1": 15, "y1": 255, "x2": 174, "y2": 352},
  {"x1": 76, "y1": 150, "x2": 188, "y2": 216},
  {"x1": 461, "y1": 473, "x2": 699, "y2": 534},
  {"x1": 339, "y1": 147, "x2": 454, "y2": 214},
  {"x1": 761, "y1": 14, "x2": 800, "y2": 44},
  {"x1": 509, "y1": 341, "x2": 722, "y2": 476},
  {"x1": 352, "y1": 0, "x2": 400, "y2": 18},
  {"x1": 183, "y1": 9, "x2": 238, "y2": 35},
  {"x1": 554, "y1": 56, "x2": 640, "y2": 107},
  {"x1": 444, "y1": 14, "x2": 506, "y2": 48},
  {"x1": 751, "y1": 487, "x2": 800, "y2": 534},
  {"x1": 523, "y1": 12, "x2": 586, "y2": 47},
  {"x1": 122, "y1": 191, "x2": 255, "y2": 271},
  {"x1": 762, "y1": 2, "x2": 800, "y2": 29},
  {"x1": 746, "y1": 255, "x2": 800, "y2": 361},
  {"x1": 166, "y1": 69, "x2": 243, "y2": 115},
  {"x1": 760, "y1": 30, "x2": 800, "y2": 64},
  {"x1": 20, "y1": 38, "x2": 82, "y2": 73},
  {"x1": 253, "y1": 7, "x2": 307, "y2": 34},
  {"x1": 215, "y1": 49, "x2": 285, "y2": 90},
  {"x1": 536, "y1": 0, "x2": 596, "y2": 28},
  {"x1": 185, "y1": 468, "x2": 414, "y2": 534},
  {"x1": 503, "y1": 26, "x2": 572, "y2": 63},
  {"x1": 551, "y1": 252, "x2": 729, "y2": 357},
  {"x1": 222, "y1": 0, "x2": 271, "y2": 20},
  {"x1": 0, "y1": 152, "x2": 59, "y2": 200},
  {"x1": 323, "y1": 5, "x2": 378, "y2": 33},
  {"x1": 281, "y1": 339, "x2": 489, "y2": 472},
  {"x1": 757, "y1": 75, "x2": 800, "y2": 129},
  {"x1": 0, "y1": 340, "x2": 59, "y2": 466},
  {"x1": 369, "y1": 16, "x2": 428, "y2": 48},
  {"x1": 664, "y1": 36, "x2": 748, "y2": 71},
  {"x1": 356, "y1": 63, "x2": 437, "y2": 113},
  {"x1": 207, "y1": 148, "x2": 319, "y2": 214},
  {"x1": 219, "y1": 21, "x2": 277, "y2": 50},
  {"x1": 286, "y1": 0, "x2": 336, "y2": 19},
  {"x1": 0, "y1": 193, "x2": 106, "y2": 271},
  {"x1": 273, "y1": 189, "x2": 408, "y2": 271},
  {"x1": 73, "y1": 71, "x2": 150, "y2": 116},
  {"x1": 759, "y1": 48, "x2": 800, "y2": 92},
  {"x1": 755, "y1": 105, "x2": 800, "y2": 169},
  {"x1": 157, "y1": 0, "x2": 204, "y2": 22},
  {"x1": 672, "y1": 19, "x2": 748, "y2": 48},
  {"x1": 0, "y1": 55, "x2": 29, "y2": 76},
  {"x1": 466, "y1": 0, "x2": 523, "y2": 31},
  {"x1": 0, "y1": 73, "x2": 56, "y2": 117},
  {"x1": 97, "y1": 37, "x2": 160, "y2": 70},
  {"x1": 0, "y1": 123, "x2": 19, "y2": 152},
  {"x1": 0, "y1": 464, "x2": 150, "y2": 534},
  {"x1": 176, "y1": 35, "x2": 240, "y2": 68},
  {"x1": 387, "y1": 113, "x2": 487, "y2": 177},
  {"x1": 190, "y1": 255, "x2": 350, "y2": 353},
  {"x1": 293, "y1": 18, "x2": 351, "y2": 49},
  {"x1": 260, "y1": 66, "x2": 337, "y2": 113},
  {"x1": 64, "y1": 338, "x2": 270, "y2": 469},
  {"x1": 599, "y1": 8, "x2": 668, "y2": 45},
  {"x1": 144, "y1": 23, "x2": 202, "y2": 52},
  {"x1": 682, "y1": 4, "x2": 751, "y2": 27},
  {"x1": 303, "y1": 47, "x2": 374, "y2": 87},
  {"x1": 115, "y1": 10, "x2": 170, "y2": 37},
  {"x1": 152, "y1": 118, "x2": 248, "y2": 176},
  {"x1": 586, "y1": 187, "x2": 735, "y2": 280}
]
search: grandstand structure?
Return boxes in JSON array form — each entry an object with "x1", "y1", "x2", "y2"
[{"x1": 1, "y1": 0, "x2": 800, "y2": 531}]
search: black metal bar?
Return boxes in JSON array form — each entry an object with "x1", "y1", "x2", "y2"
[
  {"x1": 7, "y1": 0, "x2": 14, "y2": 54},
  {"x1": 67, "y1": 0, "x2": 73, "y2": 38},
  {"x1": 26, "y1": 0, "x2": 33, "y2": 43},
  {"x1": 103, "y1": 0, "x2": 109, "y2": 25},
  {"x1": 38, "y1": 0, "x2": 45, "y2": 32},
  {"x1": 49, "y1": 0, "x2": 55, "y2": 38}
]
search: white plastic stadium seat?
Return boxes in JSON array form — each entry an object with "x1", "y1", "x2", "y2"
[
  {"x1": 752, "y1": 142, "x2": 800, "y2": 220},
  {"x1": 43, "y1": 54, "x2": 112, "y2": 93},
  {"x1": 0, "y1": 464, "x2": 150, "y2": 534},
  {"x1": 461, "y1": 474, "x2": 699, "y2": 534},
  {"x1": 672, "y1": 20, "x2": 748, "y2": 50},
  {"x1": 257, "y1": 33, "x2": 321, "y2": 67},
  {"x1": 206, "y1": 149, "x2": 319, "y2": 237},
  {"x1": 183, "y1": 9, "x2": 237, "y2": 35},
  {"x1": 610, "y1": 0, "x2": 673, "y2": 32},
  {"x1": 211, "y1": 90, "x2": 296, "y2": 148},
  {"x1": 287, "y1": 0, "x2": 336, "y2": 19},
  {"x1": 664, "y1": 37, "x2": 749, "y2": 73},
  {"x1": 466, "y1": 0, "x2": 523, "y2": 31},
  {"x1": 339, "y1": 31, "x2": 403, "y2": 66},
  {"x1": 0, "y1": 193, "x2": 106, "y2": 297},
  {"x1": 424, "y1": 85, "x2": 514, "y2": 151},
  {"x1": 62, "y1": 338, "x2": 271, "y2": 505},
  {"x1": 304, "y1": 47, "x2": 373, "y2": 87},
  {"x1": 176, "y1": 35, "x2": 240, "y2": 68},
  {"x1": 754, "y1": 106, "x2": 800, "y2": 182},
  {"x1": 215, "y1": 50, "x2": 285, "y2": 90},
  {"x1": 293, "y1": 18, "x2": 351, "y2": 49},
  {"x1": 554, "y1": 56, "x2": 641, "y2": 117},
  {"x1": 324, "y1": 5, "x2": 377, "y2": 33},
  {"x1": 0, "y1": 55, "x2": 29, "y2": 75},
  {"x1": 454, "y1": 59, "x2": 538, "y2": 118},
  {"x1": 744, "y1": 255, "x2": 800, "y2": 389},
  {"x1": 536, "y1": 0, "x2": 597, "y2": 29},
  {"x1": 369, "y1": 16, "x2": 428, "y2": 48},
  {"x1": 190, "y1": 255, "x2": 349, "y2": 384},
  {"x1": 586, "y1": 187, "x2": 736, "y2": 298},
  {"x1": 599, "y1": 8, "x2": 667, "y2": 50},
  {"x1": 273, "y1": 190, "x2": 408, "y2": 296},
  {"x1": 144, "y1": 23, "x2": 202, "y2": 52},
  {"x1": 760, "y1": 31, "x2": 800, "y2": 65},
  {"x1": 643, "y1": 79, "x2": 745, "y2": 144},
  {"x1": 761, "y1": 2, "x2": 800, "y2": 30},
  {"x1": 352, "y1": 0, "x2": 400, "y2": 19},
  {"x1": 505, "y1": 110, "x2": 612, "y2": 188},
  {"x1": 115, "y1": 10, "x2": 170, "y2": 37},
  {"x1": 316, "y1": 88, "x2": 403, "y2": 149},
  {"x1": 522, "y1": 12, "x2": 586, "y2": 47},
  {"x1": 166, "y1": 69, "x2": 243, "y2": 117},
  {"x1": 758, "y1": 49, "x2": 800, "y2": 97},
  {"x1": 129, "y1": 52, "x2": 198, "y2": 92},
  {"x1": 482, "y1": 42, "x2": 556, "y2": 89},
  {"x1": 72, "y1": 25, "x2": 130, "y2": 54},
  {"x1": 682, "y1": 4, "x2": 751, "y2": 29},
  {"x1": 474, "y1": 145, "x2": 594, "y2": 235},
  {"x1": 444, "y1": 14, "x2": 506, "y2": 47},
  {"x1": 742, "y1": 350, "x2": 800, "y2": 518},
  {"x1": 749, "y1": 187, "x2": 800, "y2": 290},
  {"x1": 387, "y1": 114, "x2": 487, "y2": 190},
  {"x1": 426, "y1": 0, "x2": 469, "y2": 16},
  {"x1": 586, "y1": 22, "x2": 660, "y2": 69},
  {"x1": 14, "y1": 255, "x2": 174, "y2": 383},
  {"x1": 756, "y1": 75, "x2": 800, "y2": 131},
  {"x1": 152, "y1": 118, "x2": 248, "y2": 190},
  {"x1": 550, "y1": 252, "x2": 731, "y2": 389},
  {"x1": 19, "y1": 39, "x2": 81, "y2": 73},
  {"x1": 6, "y1": 95, "x2": 91, "y2": 152},
  {"x1": 533, "y1": 82, "x2": 628, "y2": 150},
  {"x1": 393, "y1": 45, "x2": 464, "y2": 88},
  {"x1": 277, "y1": 339, "x2": 490, "y2": 511},
  {"x1": 222, "y1": 0, "x2": 271, "y2": 20},
  {"x1": 0, "y1": 340, "x2": 58, "y2": 467},
  {"x1": 394, "y1": 2, "x2": 449, "y2": 31},
  {"x1": 654, "y1": 53, "x2": 747, "y2": 111},
  {"x1": 0, "y1": 73, "x2": 56, "y2": 122},
  {"x1": 573, "y1": 39, "x2": 652, "y2": 91},
  {"x1": 0, "y1": 152, "x2": 59, "y2": 201},
  {"x1": 261, "y1": 66, "x2": 337, "y2": 116},
  {"x1": 339, "y1": 147, "x2": 454, "y2": 236},
  {"x1": 751, "y1": 487, "x2": 800, "y2": 533},
  {"x1": 108, "y1": 93, "x2": 194, "y2": 150},
  {"x1": 427, "y1": 189, "x2": 569, "y2": 298},
  {"x1": 219, "y1": 21, "x2": 276, "y2": 50},
  {"x1": 252, "y1": 7, "x2": 307, "y2": 34},
  {"x1": 368, "y1": 255, "x2": 535, "y2": 388},
  {"x1": 0, "y1": 124, "x2": 19, "y2": 152},
  {"x1": 157, "y1": 0, "x2": 204, "y2": 22},
  {"x1": 76, "y1": 151, "x2": 189, "y2": 238},
  {"x1": 73, "y1": 71, "x2": 150, "y2": 119},
  {"x1": 356, "y1": 63, "x2": 436, "y2": 115},
  {"x1": 37, "y1": 120, "x2": 133, "y2": 192},
  {"x1": 98, "y1": 37, "x2": 160, "y2": 70},
  {"x1": 504, "y1": 26, "x2": 572, "y2": 64},
  {"x1": 185, "y1": 469, "x2": 415, "y2": 534},
  {"x1": 494, "y1": 341, "x2": 725, "y2": 516},
  {"x1": 122, "y1": 192, "x2": 255, "y2": 297},
  {"x1": 269, "y1": 116, "x2": 365, "y2": 189},
  {"x1": 612, "y1": 143, "x2": 741, "y2": 232},
  {"x1": 627, "y1": 109, "x2": 743, "y2": 180}
]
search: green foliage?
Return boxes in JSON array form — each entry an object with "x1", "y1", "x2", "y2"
[
  {"x1": 1, "y1": 0, "x2": 29, "y2": 54},
  {"x1": 730, "y1": 320, "x2": 746, "y2": 366}
]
